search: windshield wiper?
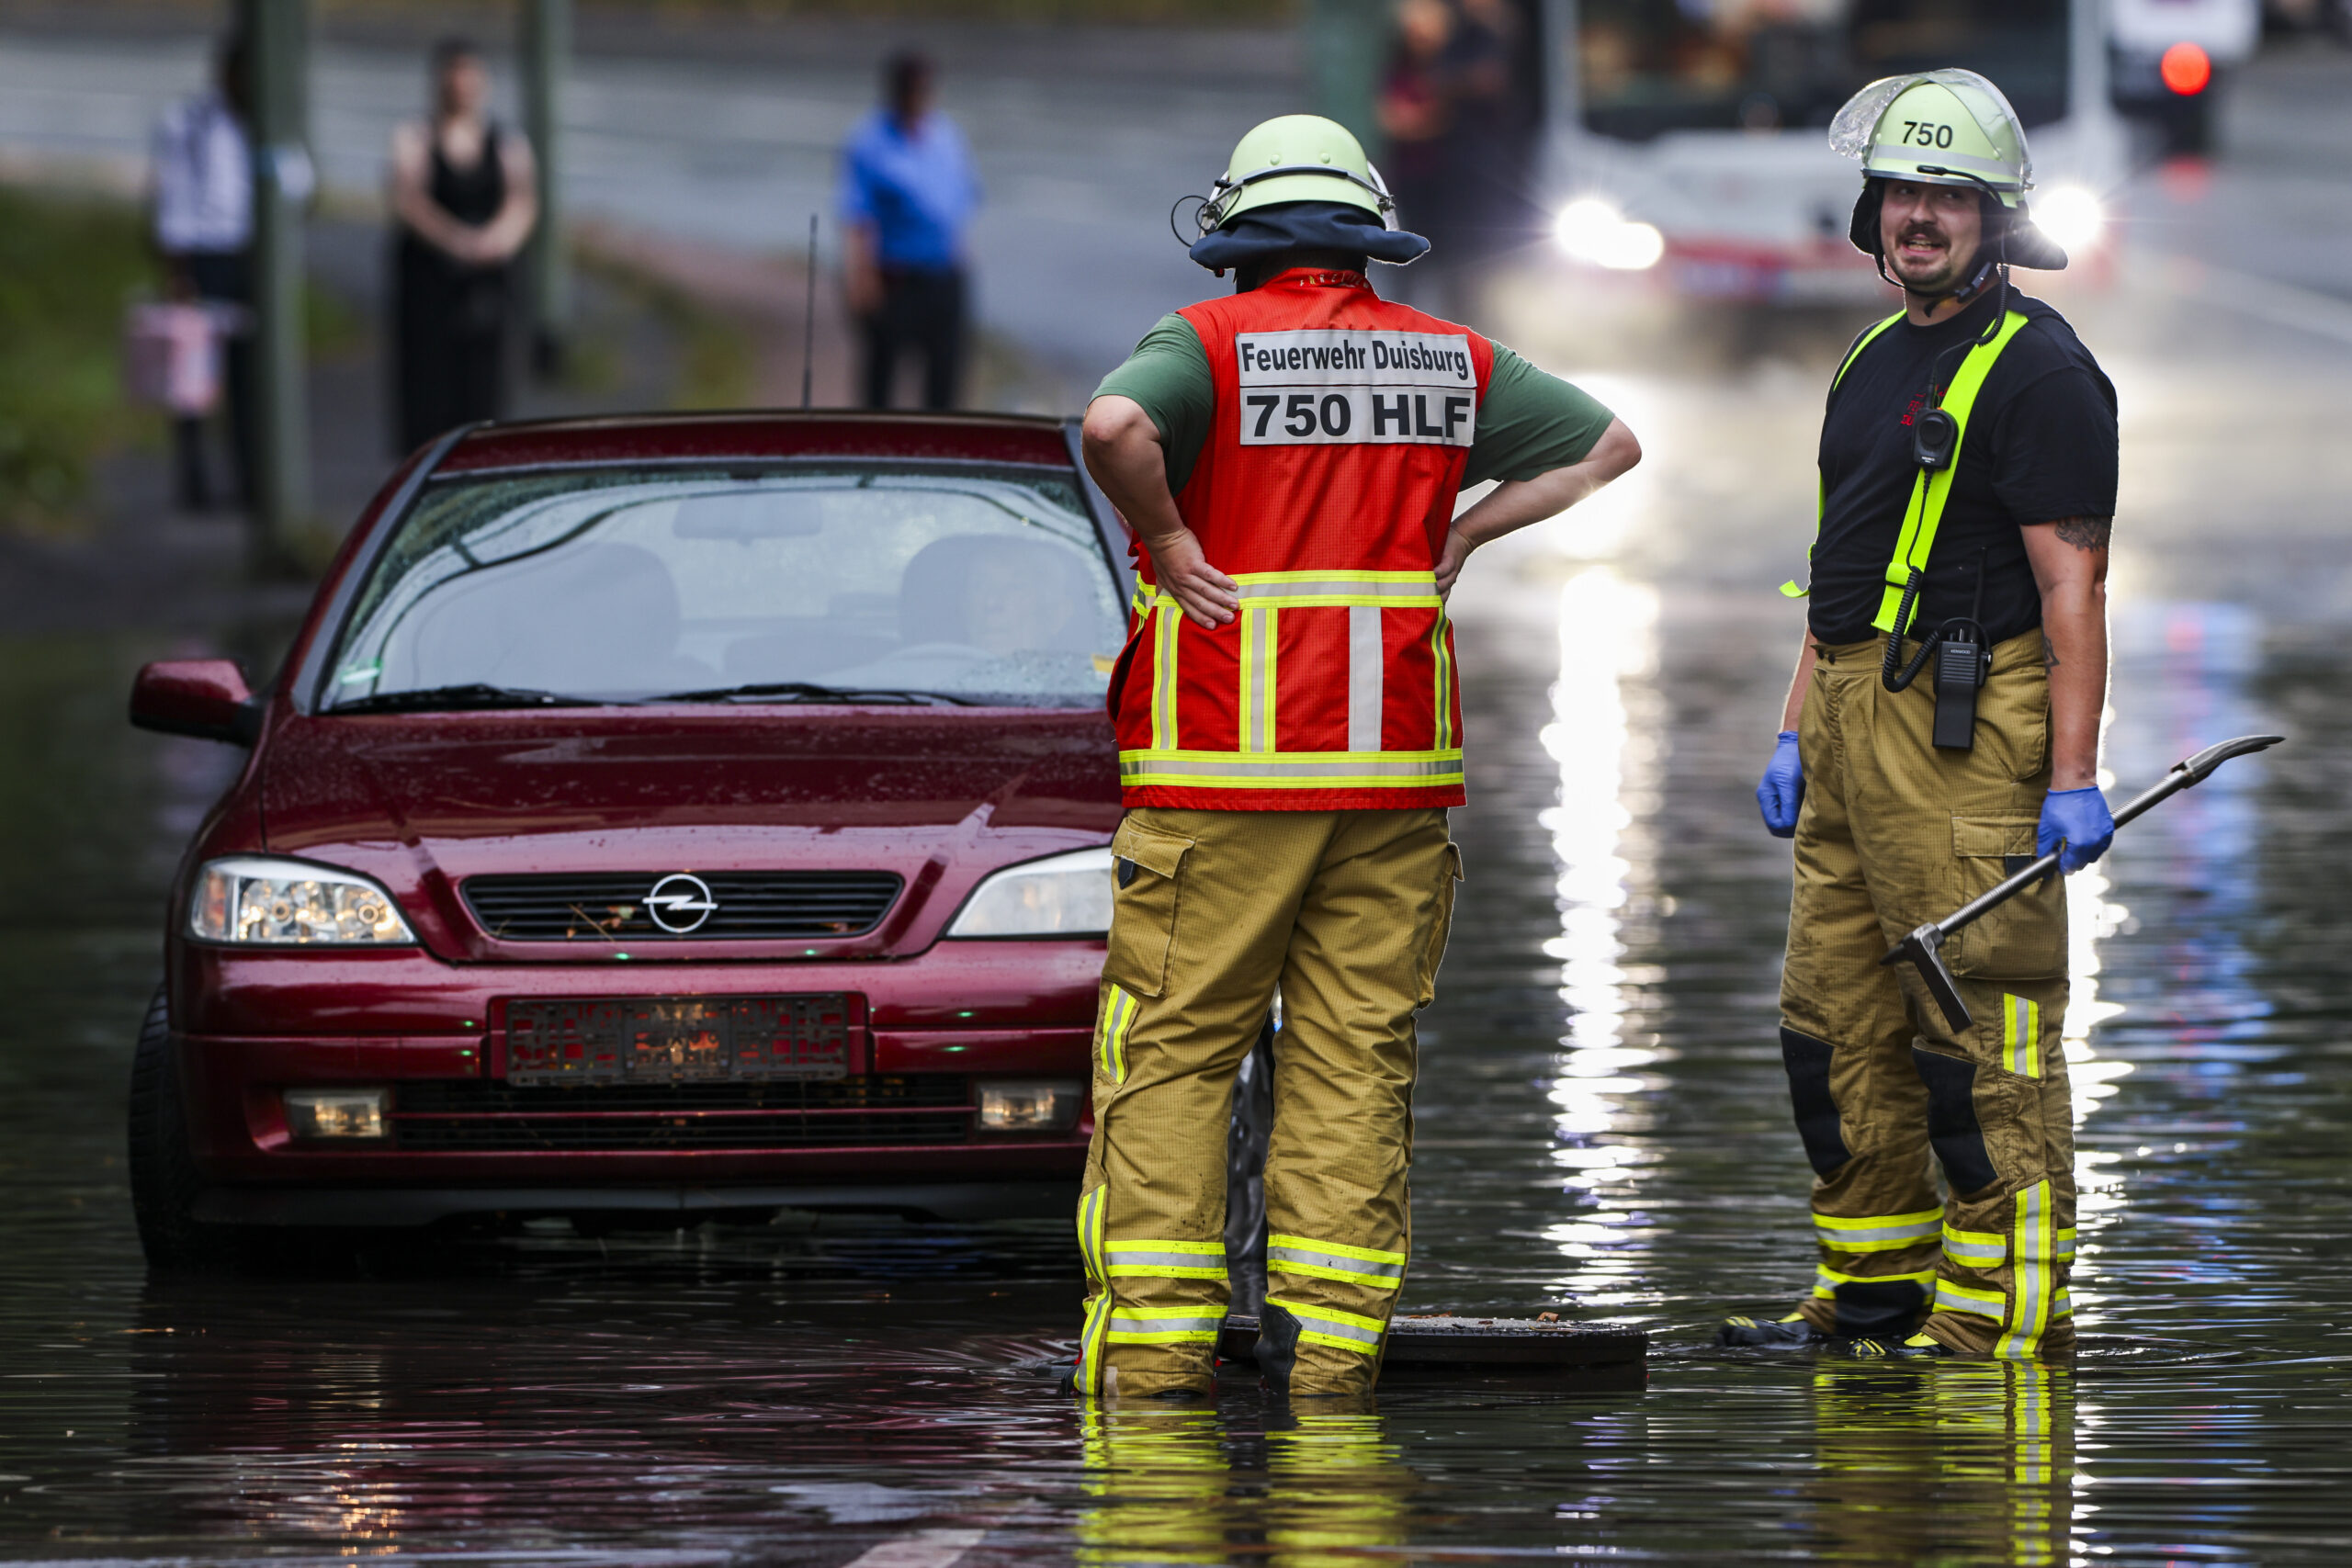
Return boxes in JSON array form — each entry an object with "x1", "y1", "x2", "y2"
[
  {"x1": 330, "y1": 682, "x2": 608, "y2": 714},
  {"x1": 641, "y1": 681, "x2": 978, "y2": 706}
]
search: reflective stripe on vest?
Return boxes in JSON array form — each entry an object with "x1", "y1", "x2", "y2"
[
  {"x1": 1112, "y1": 273, "x2": 1487, "y2": 808},
  {"x1": 1777, "y1": 308, "x2": 2033, "y2": 628},
  {"x1": 1122, "y1": 570, "x2": 1461, "y2": 792}
]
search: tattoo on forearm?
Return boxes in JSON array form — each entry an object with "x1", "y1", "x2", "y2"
[
  {"x1": 2053, "y1": 515, "x2": 2112, "y2": 550},
  {"x1": 2044, "y1": 644, "x2": 2061, "y2": 669}
]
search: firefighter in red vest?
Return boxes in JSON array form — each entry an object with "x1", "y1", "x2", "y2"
[{"x1": 1074, "y1": 115, "x2": 1642, "y2": 1399}]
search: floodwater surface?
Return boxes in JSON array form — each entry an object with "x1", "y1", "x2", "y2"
[{"x1": 5, "y1": 290, "x2": 2352, "y2": 1563}]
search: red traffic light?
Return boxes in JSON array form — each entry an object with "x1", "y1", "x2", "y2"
[{"x1": 2160, "y1": 41, "x2": 2213, "y2": 96}]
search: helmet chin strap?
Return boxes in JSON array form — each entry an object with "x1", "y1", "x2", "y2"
[{"x1": 1873, "y1": 229, "x2": 2006, "y2": 311}]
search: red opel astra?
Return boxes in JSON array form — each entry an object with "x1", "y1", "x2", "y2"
[{"x1": 126, "y1": 412, "x2": 1128, "y2": 1265}]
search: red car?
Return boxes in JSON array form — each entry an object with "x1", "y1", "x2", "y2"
[{"x1": 126, "y1": 412, "x2": 1130, "y2": 1265}]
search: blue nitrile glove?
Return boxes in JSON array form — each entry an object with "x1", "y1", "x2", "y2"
[
  {"x1": 1757, "y1": 731, "x2": 1804, "y2": 839},
  {"x1": 2038, "y1": 785, "x2": 2115, "y2": 874}
]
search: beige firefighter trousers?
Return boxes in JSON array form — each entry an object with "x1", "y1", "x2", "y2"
[
  {"x1": 1075, "y1": 807, "x2": 1460, "y2": 1398},
  {"x1": 1780, "y1": 631, "x2": 2075, "y2": 1358}
]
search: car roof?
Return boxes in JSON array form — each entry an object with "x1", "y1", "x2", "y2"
[{"x1": 435, "y1": 410, "x2": 1079, "y2": 475}]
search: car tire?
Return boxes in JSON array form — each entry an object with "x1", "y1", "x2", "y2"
[{"x1": 126, "y1": 986, "x2": 244, "y2": 1271}]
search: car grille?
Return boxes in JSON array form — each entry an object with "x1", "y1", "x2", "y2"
[
  {"x1": 390, "y1": 1076, "x2": 972, "y2": 1152},
  {"x1": 461, "y1": 872, "x2": 903, "y2": 942}
]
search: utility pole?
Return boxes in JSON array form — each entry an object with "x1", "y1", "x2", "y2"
[
  {"x1": 238, "y1": 0, "x2": 311, "y2": 572},
  {"x1": 522, "y1": 0, "x2": 571, "y2": 375}
]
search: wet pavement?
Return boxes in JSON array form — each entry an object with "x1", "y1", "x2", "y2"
[
  {"x1": 10, "y1": 18, "x2": 2352, "y2": 1562},
  {"x1": 7, "y1": 299, "x2": 2352, "y2": 1561}
]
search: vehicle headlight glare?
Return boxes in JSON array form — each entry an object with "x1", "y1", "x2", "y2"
[
  {"x1": 944, "y1": 847, "x2": 1113, "y2": 938},
  {"x1": 1555, "y1": 199, "x2": 1665, "y2": 271},
  {"x1": 2035, "y1": 186, "x2": 2104, "y2": 253},
  {"x1": 190, "y1": 856, "x2": 416, "y2": 945},
  {"x1": 977, "y1": 1079, "x2": 1082, "y2": 1133}
]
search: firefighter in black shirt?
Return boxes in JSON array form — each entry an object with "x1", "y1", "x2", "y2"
[{"x1": 1721, "y1": 70, "x2": 2119, "y2": 1359}]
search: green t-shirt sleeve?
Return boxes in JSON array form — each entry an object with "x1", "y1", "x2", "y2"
[
  {"x1": 1091, "y1": 314, "x2": 1215, "y2": 496},
  {"x1": 1462, "y1": 344, "x2": 1617, "y2": 489}
]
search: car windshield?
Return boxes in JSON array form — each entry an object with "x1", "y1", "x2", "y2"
[
  {"x1": 321, "y1": 462, "x2": 1127, "y2": 711},
  {"x1": 1578, "y1": 0, "x2": 2068, "y2": 141}
]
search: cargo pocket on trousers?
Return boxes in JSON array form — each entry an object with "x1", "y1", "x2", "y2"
[
  {"x1": 1414, "y1": 841, "x2": 1465, "y2": 1010},
  {"x1": 1945, "y1": 815, "x2": 2066, "y2": 981},
  {"x1": 1102, "y1": 818, "x2": 1193, "y2": 998}
]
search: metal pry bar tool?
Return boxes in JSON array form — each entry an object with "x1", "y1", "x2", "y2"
[{"x1": 1882, "y1": 733, "x2": 2287, "y2": 1032}]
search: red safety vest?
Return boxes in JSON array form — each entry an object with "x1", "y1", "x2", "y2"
[{"x1": 1107, "y1": 268, "x2": 1494, "y2": 811}]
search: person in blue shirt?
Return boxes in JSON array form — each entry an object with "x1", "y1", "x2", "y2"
[{"x1": 838, "y1": 51, "x2": 980, "y2": 410}]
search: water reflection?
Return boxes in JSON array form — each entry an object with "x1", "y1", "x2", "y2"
[
  {"x1": 1077, "y1": 1403, "x2": 1410, "y2": 1568},
  {"x1": 1806, "y1": 1361, "x2": 2076, "y2": 1563},
  {"x1": 1538, "y1": 569, "x2": 1663, "y2": 1309}
]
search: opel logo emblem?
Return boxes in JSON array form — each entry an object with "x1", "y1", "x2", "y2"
[{"x1": 646, "y1": 873, "x2": 718, "y2": 934}]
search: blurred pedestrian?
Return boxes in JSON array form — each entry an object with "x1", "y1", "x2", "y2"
[
  {"x1": 390, "y1": 38, "x2": 538, "y2": 453},
  {"x1": 149, "y1": 31, "x2": 254, "y2": 513},
  {"x1": 1442, "y1": 0, "x2": 1532, "y2": 263},
  {"x1": 838, "y1": 51, "x2": 980, "y2": 411},
  {"x1": 1376, "y1": 0, "x2": 1455, "y2": 249}
]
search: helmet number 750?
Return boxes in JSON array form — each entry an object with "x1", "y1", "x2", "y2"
[{"x1": 1899, "y1": 120, "x2": 1955, "y2": 149}]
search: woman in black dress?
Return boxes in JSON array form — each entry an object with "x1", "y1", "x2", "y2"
[{"x1": 390, "y1": 38, "x2": 538, "y2": 453}]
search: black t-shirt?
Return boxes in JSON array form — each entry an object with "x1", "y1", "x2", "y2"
[{"x1": 1806, "y1": 289, "x2": 2118, "y2": 646}]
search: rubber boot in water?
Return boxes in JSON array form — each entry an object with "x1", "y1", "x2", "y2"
[
  {"x1": 1848, "y1": 1332, "x2": 1955, "y2": 1359},
  {"x1": 1717, "y1": 1313, "x2": 1829, "y2": 1349},
  {"x1": 1255, "y1": 1300, "x2": 1304, "y2": 1391}
]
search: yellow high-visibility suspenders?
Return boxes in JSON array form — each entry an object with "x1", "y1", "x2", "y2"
[{"x1": 1781, "y1": 308, "x2": 2034, "y2": 635}]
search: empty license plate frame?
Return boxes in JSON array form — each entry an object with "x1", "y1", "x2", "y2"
[{"x1": 503, "y1": 994, "x2": 859, "y2": 1085}]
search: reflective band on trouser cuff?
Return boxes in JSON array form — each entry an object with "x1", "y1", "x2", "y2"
[
  {"x1": 1097, "y1": 985, "x2": 1138, "y2": 1086},
  {"x1": 1119, "y1": 750, "x2": 1463, "y2": 787},
  {"x1": 1871, "y1": 310, "x2": 2034, "y2": 636},
  {"x1": 1107, "y1": 1310, "x2": 1225, "y2": 1344},
  {"x1": 2052, "y1": 1288, "x2": 2073, "y2": 1319},
  {"x1": 1268, "y1": 1234, "x2": 1406, "y2": 1291},
  {"x1": 1812, "y1": 1262, "x2": 1936, "y2": 1300},
  {"x1": 1076, "y1": 1291, "x2": 1113, "y2": 1394},
  {"x1": 1997, "y1": 1180, "x2": 2057, "y2": 1359},
  {"x1": 1815, "y1": 1207, "x2": 1943, "y2": 1252},
  {"x1": 1271, "y1": 1298, "x2": 1385, "y2": 1356},
  {"x1": 1935, "y1": 1278, "x2": 2008, "y2": 1321},
  {"x1": 1079, "y1": 1185, "x2": 1108, "y2": 1285},
  {"x1": 2057, "y1": 1227, "x2": 2076, "y2": 1263},
  {"x1": 1942, "y1": 1224, "x2": 2008, "y2": 1269},
  {"x1": 2003, "y1": 994, "x2": 2042, "y2": 1078},
  {"x1": 1074, "y1": 1186, "x2": 1111, "y2": 1394},
  {"x1": 1105, "y1": 1239, "x2": 1229, "y2": 1280}
]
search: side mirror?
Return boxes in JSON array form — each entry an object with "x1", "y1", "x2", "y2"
[{"x1": 130, "y1": 660, "x2": 263, "y2": 746}]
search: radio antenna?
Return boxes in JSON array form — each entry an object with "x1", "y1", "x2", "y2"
[{"x1": 801, "y1": 214, "x2": 818, "y2": 410}]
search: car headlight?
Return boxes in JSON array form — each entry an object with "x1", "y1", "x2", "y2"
[
  {"x1": 189, "y1": 856, "x2": 416, "y2": 945},
  {"x1": 2033, "y1": 186, "x2": 2104, "y2": 253},
  {"x1": 976, "y1": 1079, "x2": 1082, "y2": 1133},
  {"x1": 1555, "y1": 198, "x2": 1666, "y2": 271},
  {"x1": 944, "y1": 847, "x2": 1112, "y2": 938}
]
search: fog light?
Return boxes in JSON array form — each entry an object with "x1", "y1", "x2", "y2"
[
  {"x1": 976, "y1": 1079, "x2": 1081, "y2": 1133},
  {"x1": 285, "y1": 1088, "x2": 390, "y2": 1141}
]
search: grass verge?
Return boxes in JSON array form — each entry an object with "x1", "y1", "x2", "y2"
[{"x1": 0, "y1": 186, "x2": 156, "y2": 535}]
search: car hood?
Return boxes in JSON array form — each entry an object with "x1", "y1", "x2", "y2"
[{"x1": 258, "y1": 705, "x2": 1121, "y2": 962}]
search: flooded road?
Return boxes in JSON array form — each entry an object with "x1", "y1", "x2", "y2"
[
  {"x1": 12, "y1": 128, "x2": 2352, "y2": 1566},
  {"x1": 9, "y1": 414, "x2": 2352, "y2": 1564}
]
